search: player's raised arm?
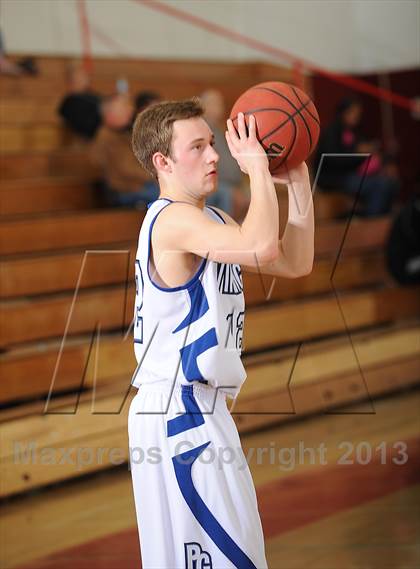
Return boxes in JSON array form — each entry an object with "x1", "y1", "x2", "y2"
[
  {"x1": 226, "y1": 112, "x2": 280, "y2": 261},
  {"x1": 203, "y1": 161, "x2": 314, "y2": 279},
  {"x1": 156, "y1": 112, "x2": 280, "y2": 268},
  {"x1": 272, "y1": 163, "x2": 314, "y2": 277}
]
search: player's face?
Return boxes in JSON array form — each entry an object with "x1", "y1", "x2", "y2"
[{"x1": 169, "y1": 117, "x2": 219, "y2": 197}]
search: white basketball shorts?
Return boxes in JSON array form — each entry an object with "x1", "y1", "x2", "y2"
[{"x1": 128, "y1": 380, "x2": 267, "y2": 569}]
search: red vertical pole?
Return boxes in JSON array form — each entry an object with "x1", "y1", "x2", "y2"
[{"x1": 77, "y1": 0, "x2": 93, "y2": 74}]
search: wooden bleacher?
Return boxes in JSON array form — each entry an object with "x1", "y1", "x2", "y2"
[
  {"x1": 0, "y1": 210, "x2": 140, "y2": 255},
  {"x1": 0, "y1": 227, "x2": 408, "y2": 349},
  {"x1": 1, "y1": 208, "x2": 418, "y2": 497},
  {"x1": 0, "y1": 150, "x2": 98, "y2": 179},
  {"x1": 0, "y1": 57, "x2": 296, "y2": 153},
  {"x1": 313, "y1": 190, "x2": 353, "y2": 221},
  {"x1": 0, "y1": 57, "x2": 293, "y2": 100},
  {"x1": 1, "y1": 320, "x2": 419, "y2": 496},
  {"x1": 1, "y1": 56, "x2": 418, "y2": 499},
  {"x1": 0, "y1": 177, "x2": 97, "y2": 215},
  {"x1": 1, "y1": 283, "x2": 418, "y2": 402}
]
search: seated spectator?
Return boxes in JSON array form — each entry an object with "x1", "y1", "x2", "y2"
[
  {"x1": 58, "y1": 64, "x2": 102, "y2": 140},
  {"x1": 315, "y1": 97, "x2": 400, "y2": 217},
  {"x1": 200, "y1": 89, "x2": 249, "y2": 220},
  {"x1": 90, "y1": 93, "x2": 159, "y2": 208}
]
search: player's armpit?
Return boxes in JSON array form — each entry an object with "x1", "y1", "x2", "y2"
[{"x1": 155, "y1": 202, "x2": 277, "y2": 267}]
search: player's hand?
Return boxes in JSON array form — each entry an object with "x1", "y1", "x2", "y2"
[
  {"x1": 225, "y1": 112, "x2": 269, "y2": 175},
  {"x1": 272, "y1": 162, "x2": 309, "y2": 185}
]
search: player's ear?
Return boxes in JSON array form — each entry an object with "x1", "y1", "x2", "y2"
[{"x1": 152, "y1": 152, "x2": 172, "y2": 174}]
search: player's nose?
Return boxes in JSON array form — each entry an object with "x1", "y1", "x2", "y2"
[{"x1": 207, "y1": 145, "x2": 219, "y2": 164}]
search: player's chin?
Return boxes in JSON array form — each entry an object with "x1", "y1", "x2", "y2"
[{"x1": 204, "y1": 173, "x2": 218, "y2": 187}]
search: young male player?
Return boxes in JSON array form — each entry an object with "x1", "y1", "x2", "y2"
[{"x1": 129, "y1": 98, "x2": 314, "y2": 568}]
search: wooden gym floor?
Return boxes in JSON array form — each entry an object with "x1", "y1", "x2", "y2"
[{"x1": 1, "y1": 386, "x2": 419, "y2": 569}]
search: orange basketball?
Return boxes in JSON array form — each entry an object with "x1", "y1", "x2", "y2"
[{"x1": 230, "y1": 81, "x2": 320, "y2": 175}]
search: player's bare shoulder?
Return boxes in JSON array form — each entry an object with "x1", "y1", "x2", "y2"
[
  {"x1": 153, "y1": 202, "x2": 203, "y2": 242},
  {"x1": 153, "y1": 201, "x2": 206, "y2": 250}
]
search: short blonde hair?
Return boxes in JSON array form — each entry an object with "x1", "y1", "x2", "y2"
[{"x1": 132, "y1": 98, "x2": 204, "y2": 177}]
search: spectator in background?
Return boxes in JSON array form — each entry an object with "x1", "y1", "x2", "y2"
[
  {"x1": 386, "y1": 170, "x2": 420, "y2": 285},
  {"x1": 135, "y1": 90, "x2": 161, "y2": 115},
  {"x1": 58, "y1": 63, "x2": 102, "y2": 140},
  {"x1": 200, "y1": 89, "x2": 249, "y2": 220},
  {"x1": 315, "y1": 97, "x2": 400, "y2": 217},
  {"x1": 90, "y1": 91, "x2": 160, "y2": 208}
]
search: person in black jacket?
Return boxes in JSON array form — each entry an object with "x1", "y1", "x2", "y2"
[
  {"x1": 386, "y1": 185, "x2": 420, "y2": 285},
  {"x1": 315, "y1": 97, "x2": 400, "y2": 217},
  {"x1": 58, "y1": 65, "x2": 102, "y2": 140}
]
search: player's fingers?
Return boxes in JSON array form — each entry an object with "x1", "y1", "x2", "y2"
[
  {"x1": 225, "y1": 130, "x2": 238, "y2": 157},
  {"x1": 237, "y1": 112, "x2": 247, "y2": 140},
  {"x1": 248, "y1": 114, "x2": 256, "y2": 139},
  {"x1": 226, "y1": 126, "x2": 240, "y2": 152},
  {"x1": 226, "y1": 118, "x2": 239, "y2": 143}
]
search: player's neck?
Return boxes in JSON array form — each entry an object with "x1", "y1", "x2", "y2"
[
  {"x1": 157, "y1": 175, "x2": 207, "y2": 210},
  {"x1": 159, "y1": 194, "x2": 206, "y2": 210},
  {"x1": 158, "y1": 187, "x2": 205, "y2": 210}
]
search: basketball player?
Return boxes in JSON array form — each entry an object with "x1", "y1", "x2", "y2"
[{"x1": 129, "y1": 98, "x2": 314, "y2": 568}]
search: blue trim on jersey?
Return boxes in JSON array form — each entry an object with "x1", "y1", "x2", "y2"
[
  {"x1": 180, "y1": 328, "x2": 218, "y2": 383},
  {"x1": 147, "y1": 197, "x2": 171, "y2": 209},
  {"x1": 173, "y1": 280, "x2": 209, "y2": 334},
  {"x1": 134, "y1": 259, "x2": 144, "y2": 308},
  {"x1": 167, "y1": 385, "x2": 205, "y2": 437},
  {"x1": 172, "y1": 442, "x2": 258, "y2": 569},
  {"x1": 147, "y1": 200, "x2": 207, "y2": 292},
  {"x1": 205, "y1": 205, "x2": 226, "y2": 225},
  {"x1": 134, "y1": 260, "x2": 145, "y2": 344}
]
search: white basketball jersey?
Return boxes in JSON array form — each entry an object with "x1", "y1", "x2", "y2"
[{"x1": 132, "y1": 198, "x2": 247, "y2": 398}]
